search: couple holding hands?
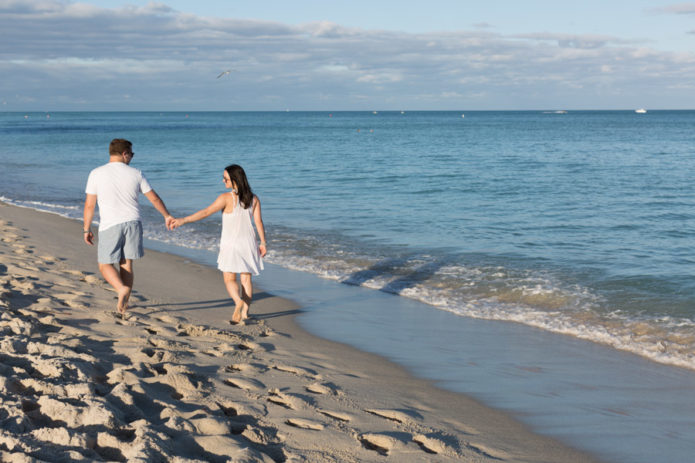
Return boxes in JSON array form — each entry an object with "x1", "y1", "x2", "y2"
[{"x1": 83, "y1": 138, "x2": 266, "y2": 324}]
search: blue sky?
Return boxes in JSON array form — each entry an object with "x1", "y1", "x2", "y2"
[{"x1": 2, "y1": 0, "x2": 694, "y2": 110}]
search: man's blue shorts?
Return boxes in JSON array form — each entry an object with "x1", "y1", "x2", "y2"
[{"x1": 97, "y1": 220, "x2": 144, "y2": 264}]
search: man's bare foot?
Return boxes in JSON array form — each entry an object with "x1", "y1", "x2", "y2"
[
  {"x1": 231, "y1": 301, "x2": 243, "y2": 324},
  {"x1": 117, "y1": 286, "x2": 131, "y2": 318}
]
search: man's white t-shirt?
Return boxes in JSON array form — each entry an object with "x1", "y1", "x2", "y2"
[{"x1": 85, "y1": 163, "x2": 152, "y2": 231}]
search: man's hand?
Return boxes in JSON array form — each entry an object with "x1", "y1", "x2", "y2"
[
  {"x1": 84, "y1": 230, "x2": 94, "y2": 246},
  {"x1": 165, "y1": 215, "x2": 175, "y2": 230},
  {"x1": 169, "y1": 218, "x2": 185, "y2": 229}
]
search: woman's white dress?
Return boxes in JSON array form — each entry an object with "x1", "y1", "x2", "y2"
[{"x1": 217, "y1": 194, "x2": 264, "y2": 275}]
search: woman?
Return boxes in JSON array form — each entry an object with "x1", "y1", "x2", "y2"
[{"x1": 171, "y1": 164, "x2": 266, "y2": 323}]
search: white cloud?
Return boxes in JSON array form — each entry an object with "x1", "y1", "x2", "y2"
[
  {"x1": 1, "y1": 0, "x2": 694, "y2": 110},
  {"x1": 514, "y1": 32, "x2": 638, "y2": 49},
  {"x1": 317, "y1": 64, "x2": 352, "y2": 73},
  {"x1": 650, "y1": 3, "x2": 695, "y2": 15},
  {"x1": 356, "y1": 72, "x2": 403, "y2": 84}
]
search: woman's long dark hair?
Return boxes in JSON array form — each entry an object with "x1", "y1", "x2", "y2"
[{"x1": 225, "y1": 164, "x2": 253, "y2": 209}]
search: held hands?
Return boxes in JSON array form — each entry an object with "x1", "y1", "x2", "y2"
[
  {"x1": 165, "y1": 216, "x2": 176, "y2": 230},
  {"x1": 169, "y1": 217, "x2": 185, "y2": 230},
  {"x1": 164, "y1": 214, "x2": 186, "y2": 230},
  {"x1": 165, "y1": 216, "x2": 185, "y2": 230}
]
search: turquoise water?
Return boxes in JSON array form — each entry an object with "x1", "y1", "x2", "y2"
[{"x1": 2, "y1": 110, "x2": 695, "y2": 370}]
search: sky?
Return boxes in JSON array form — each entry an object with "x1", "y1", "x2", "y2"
[{"x1": 1, "y1": 0, "x2": 695, "y2": 111}]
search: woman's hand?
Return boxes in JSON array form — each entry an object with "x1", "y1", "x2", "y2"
[
  {"x1": 259, "y1": 243, "x2": 267, "y2": 257},
  {"x1": 170, "y1": 218, "x2": 185, "y2": 229}
]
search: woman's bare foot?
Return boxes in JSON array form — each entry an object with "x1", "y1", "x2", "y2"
[
  {"x1": 231, "y1": 301, "x2": 243, "y2": 324},
  {"x1": 117, "y1": 286, "x2": 131, "y2": 318},
  {"x1": 240, "y1": 302, "x2": 250, "y2": 320}
]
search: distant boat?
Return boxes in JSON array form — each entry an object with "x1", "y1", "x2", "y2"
[
  {"x1": 635, "y1": 108, "x2": 647, "y2": 114},
  {"x1": 554, "y1": 110, "x2": 568, "y2": 114},
  {"x1": 461, "y1": 114, "x2": 465, "y2": 118}
]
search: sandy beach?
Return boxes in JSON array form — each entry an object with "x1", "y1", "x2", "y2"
[{"x1": 0, "y1": 202, "x2": 599, "y2": 462}]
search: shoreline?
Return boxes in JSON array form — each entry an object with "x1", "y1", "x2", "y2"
[{"x1": 0, "y1": 201, "x2": 599, "y2": 461}]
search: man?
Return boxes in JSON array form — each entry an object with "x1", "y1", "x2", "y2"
[{"x1": 83, "y1": 138, "x2": 174, "y2": 316}]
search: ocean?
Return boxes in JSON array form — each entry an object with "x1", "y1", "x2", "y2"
[
  {"x1": 2, "y1": 110, "x2": 695, "y2": 462},
  {"x1": 2, "y1": 110, "x2": 694, "y2": 369}
]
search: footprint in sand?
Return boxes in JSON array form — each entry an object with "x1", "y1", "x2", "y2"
[
  {"x1": 37, "y1": 315, "x2": 55, "y2": 325},
  {"x1": 203, "y1": 343, "x2": 236, "y2": 357},
  {"x1": 466, "y1": 442, "x2": 510, "y2": 460},
  {"x1": 106, "y1": 366, "x2": 141, "y2": 387},
  {"x1": 145, "y1": 369, "x2": 201, "y2": 400},
  {"x1": 224, "y1": 377, "x2": 265, "y2": 392},
  {"x1": 236, "y1": 341, "x2": 259, "y2": 351},
  {"x1": 215, "y1": 400, "x2": 242, "y2": 417},
  {"x1": 272, "y1": 364, "x2": 302, "y2": 375},
  {"x1": 413, "y1": 434, "x2": 447, "y2": 454},
  {"x1": 112, "y1": 312, "x2": 137, "y2": 324},
  {"x1": 203, "y1": 348, "x2": 225, "y2": 357},
  {"x1": 267, "y1": 389, "x2": 296, "y2": 410},
  {"x1": 317, "y1": 409, "x2": 352, "y2": 422},
  {"x1": 2, "y1": 232, "x2": 19, "y2": 242},
  {"x1": 65, "y1": 269, "x2": 86, "y2": 278},
  {"x1": 137, "y1": 347, "x2": 179, "y2": 363},
  {"x1": 305, "y1": 383, "x2": 331, "y2": 395},
  {"x1": 177, "y1": 323, "x2": 240, "y2": 343},
  {"x1": 156, "y1": 315, "x2": 182, "y2": 325},
  {"x1": 190, "y1": 416, "x2": 231, "y2": 435},
  {"x1": 360, "y1": 433, "x2": 396, "y2": 456},
  {"x1": 365, "y1": 408, "x2": 411, "y2": 424},
  {"x1": 52, "y1": 292, "x2": 88, "y2": 310},
  {"x1": 238, "y1": 426, "x2": 286, "y2": 462},
  {"x1": 10, "y1": 278, "x2": 36, "y2": 293},
  {"x1": 225, "y1": 363, "x2": 252, "y2": 373},
  {"x1": 147, "y1": 337, "x2": 191, "y2": 352},
  {"x1": 271, "y1": 364, "x2": 319, "y2": 380},
  {"x1": 12, "y1": 244, "x2": 33, "y2": 255},
  {"x1": 285, "y1": 418, "x2": 323, "y2": 431}
]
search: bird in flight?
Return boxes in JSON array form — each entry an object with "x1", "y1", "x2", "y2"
[{"x1": 217, "y1": 69, "x2": 236, "y2": 78}]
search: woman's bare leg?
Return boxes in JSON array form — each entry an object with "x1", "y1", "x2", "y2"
[
  {"x1": 223, "y1": 272, "x2": 244, "y2": 323},
  {"x1": 240, "y1": 273, "x2": 253, "y2": 319}
]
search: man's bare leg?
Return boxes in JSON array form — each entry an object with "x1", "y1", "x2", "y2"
[
  {"x1": 119, "y1": 258, "x2": 134, "y2": 308},
  {"x1": 99, "y1": 262, "x2": 131, "y2": 315}
]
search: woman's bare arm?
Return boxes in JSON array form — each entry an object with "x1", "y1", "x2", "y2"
[{"x1": 253, "y1": 196, "x2": 267, "y2": 257}]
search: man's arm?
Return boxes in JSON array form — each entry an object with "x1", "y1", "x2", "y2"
[
  {"x1": 83, "y1": 194, "x2": 97, "y2": 245},
  {"x1": 144, "y1": 190, "x2": 174, "y2": 229}
]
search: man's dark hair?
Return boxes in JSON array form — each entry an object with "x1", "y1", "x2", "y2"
[{"x1": 109, "y1": 139, "x2": 132, "y2": 156}]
